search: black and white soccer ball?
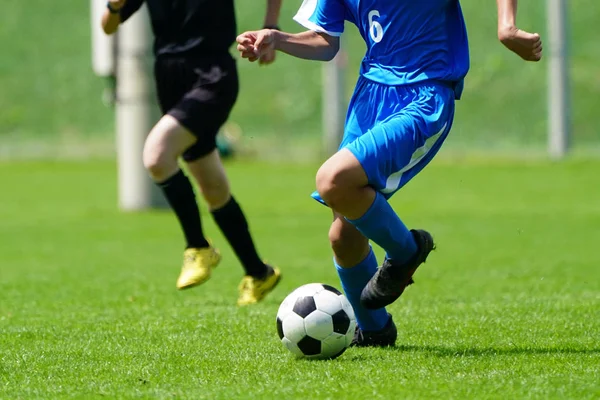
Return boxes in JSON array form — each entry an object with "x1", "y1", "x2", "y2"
[{"x1": 276, "y1": 283, "x2": 356, "y2": 360}]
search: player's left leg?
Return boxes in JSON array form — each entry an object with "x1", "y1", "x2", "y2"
[
  {"x1": 316, "y1": 82, "x2": 454, "y2": 310},
  {"x1": 142, "y1": 115, "x2": 221, "y2": 291},
  {"x1": 329, "y1": 212, "x2": 397, "y2": 347}
]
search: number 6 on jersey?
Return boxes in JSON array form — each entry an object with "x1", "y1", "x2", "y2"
[{"x1": 368, "y1": 10, "x2": 383, "y2": 43}]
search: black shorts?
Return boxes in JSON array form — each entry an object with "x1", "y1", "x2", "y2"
[{"x1": 154, "y1": 53, "x2": 239, "y2": 161}]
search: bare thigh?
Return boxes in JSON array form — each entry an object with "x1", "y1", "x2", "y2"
[
  {"x1": 185, "y1": 149, "x2": 231, "y2": 210},
  {"x1": 142, "y1": 115, "x2": 197, "y2": 182}
]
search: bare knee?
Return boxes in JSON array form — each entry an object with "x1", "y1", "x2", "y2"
[
  {"x1": 143, "y1": 144, "x2": 178, "y2": 182},
  {"x1": 329, "y1": 217, "x2": 370, "y2": 267},
  {"x1": 143, "y1": 116, "x2": 197, "y2": 182},
  {"x1": 199, "y1": 178, "x2": 230, "y2": 209},
  {"x1": 316, "y1": 164, "x2": 346, "y2": 208},
  {"x1": 316, "y1": 150, "x2": 367, "y2": 209}
]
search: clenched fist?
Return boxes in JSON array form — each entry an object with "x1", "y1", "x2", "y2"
[
  {"x1": 499, "y1": 26, "x2": 543, "y2": 62},
  {"x1": 236, "y1": 29, "x2": 277, "y2": 63}
]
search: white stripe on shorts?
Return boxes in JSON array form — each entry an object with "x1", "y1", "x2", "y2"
[{"x1": 381, "y1": 122, "x2": 447, "y2": 194}]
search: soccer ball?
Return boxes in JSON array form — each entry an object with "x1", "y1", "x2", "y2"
[{"x1": 276, "y1": 283, "x2": 356, "y2": 360}]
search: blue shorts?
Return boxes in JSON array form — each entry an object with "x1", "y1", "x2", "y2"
[{"x1": 313, "y1": 78, "x2": 455, "y2": 204}]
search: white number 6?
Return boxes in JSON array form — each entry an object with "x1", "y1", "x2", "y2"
[{"x1": 368, "y1": 10, "x2": 383, "y2": 43}]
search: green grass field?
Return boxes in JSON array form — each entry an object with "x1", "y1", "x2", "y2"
[{"x1": 1, "y1": 159, "x2": 599, "y2": 399}]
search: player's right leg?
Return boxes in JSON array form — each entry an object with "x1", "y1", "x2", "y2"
[
  {"x1": 329, "y1": 213, "x2": 397, "y2": 347},
  {"x1": 142, "y1": 115, "x2": 221, "y2": 290},
  {"x1": 185, "y1": 150, "x2": 281, "y2": 306}
]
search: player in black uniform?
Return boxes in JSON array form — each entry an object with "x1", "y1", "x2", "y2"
[{"x1": 101, "y1": 0, "x2": 282, "y2": 306}]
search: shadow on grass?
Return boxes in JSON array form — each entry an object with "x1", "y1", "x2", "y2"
[
  {"x1": 286, "y1": 345, "x2": 600, "y2": 363},
  {"x1": 388, "y1": 344, "x2": 600, "y2": 357}
]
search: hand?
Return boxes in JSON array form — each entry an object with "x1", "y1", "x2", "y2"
[
  {"x1": 498, "y1": 26, "x2": 543, "y2": 62},
  {"x1": 259, "y1": 47, "x2": 276, "y2": 65},
  {"x1": 108, "y1": 0, "x2": 126, "y2": 11},
  {"x1": 236, "y1": 29, "x2": 276, "y2": 63}
]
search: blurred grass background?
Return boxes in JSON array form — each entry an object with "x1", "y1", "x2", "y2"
[{"x1": 0, "y1": 0, "x2": 598, "y2": 159}]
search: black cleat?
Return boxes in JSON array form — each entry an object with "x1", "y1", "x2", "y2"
[
  {"x1": 360, "y1": 229, "x2": 435, "y2": 310},
  {"x1": 351, "y1": 314, "x2": 397, "y2": 347}
]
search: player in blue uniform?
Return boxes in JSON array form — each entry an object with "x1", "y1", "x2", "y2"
[{"x1": 237, "y1": 0, "x2": 542, "y2": 346}]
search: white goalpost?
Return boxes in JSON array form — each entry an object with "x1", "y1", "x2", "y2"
[
  {"x1": 114, "y1": 5, "x2": 168, "y2": 211},
  {"x1": 91, "y1": 0, "x2": 167, "y2": 211},
  {"x1": 547, "y1": 0, "x2": 570, "y2": 159}
]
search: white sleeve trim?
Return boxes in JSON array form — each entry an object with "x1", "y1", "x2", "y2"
[
  {"x1": 293, "y1": 15, "x2": 343, "y2": 37},
  {"x1": 293, "y1": 0, "x2": 343, "y2": 37}
]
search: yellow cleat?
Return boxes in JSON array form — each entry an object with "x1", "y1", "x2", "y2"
[
  {"x1": 176, "y1": 246, "x2": 221, "y2": 290},
  {"x1": 237, "y1": 266, "x2": 281, "y2": 306}
]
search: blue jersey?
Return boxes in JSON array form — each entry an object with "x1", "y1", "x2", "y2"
[{"x1": 294, "y1": 0, "x2": 470, "y2": 98}]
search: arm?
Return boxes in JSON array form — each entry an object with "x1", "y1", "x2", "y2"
[
  {"x1": 237, "y1": 29, "x2": 340, "y2": 62},
  {"x1": 496, "y1": 0, "x2": 543, "y2": 61},
  {"x1": 263, "y1": 0, "x2": 282, "y2": 28},
  {"x1": 101, "y1": 0, "x2": 126, "y2": 35},
  {"x1": 101, "y1": 0, "x2": 144, "y2": 35},
  {"x1": 258, "y1": 0, "x2": 283, "y2": 65},
  {"x1": 276, "y1": 30, "x2": 339, "y2": 61},
  {"x1": 497, "y1": 0, "x2": 517, "y2": 35}
]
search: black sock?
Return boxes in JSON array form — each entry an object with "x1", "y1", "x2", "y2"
[
  {"x1": 211, "y1": 196, "x2": 268, "y2": 277},
  {"x1": 157, "y1": 170, "x2": 209, "y2": 249}
]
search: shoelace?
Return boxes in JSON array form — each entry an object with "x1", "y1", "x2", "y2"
[{"x1": 375, "y1": 266, "x2": 397, "y2": 291}]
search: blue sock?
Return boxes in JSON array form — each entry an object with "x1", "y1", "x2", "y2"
[
  {"x1": 347, "y1": 192, "x2": 417, "y2": 264},
  {"x1": 335, "y1": 248, "x2": 390, "y2": 331}
]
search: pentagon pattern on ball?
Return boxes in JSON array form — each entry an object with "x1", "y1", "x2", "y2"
[
  {"x1": 304, "y1": 310, "x2": 334, "y2": 340},
  {"x1": 321, "y1": 284, "x2": 342, "y2": 295},
  {"x1": 331, "y1": 309, "x2": 351, "y2": 334},
  {"x1": 276, "y1": 295, "x2": 296, "y2": 320},
  {"x1": 281, "y1": 337, "x2": 304, "y2": 357},
  {"x1": 276, "y1": 283, "x2": 357, "y2": 360},
  {"x1": 281, "y1": 312, "x2": 306, "y2": 343},
  {"x1": 322, "y1": 333, "x2": 348, "y2": 359},
  {"x1": 313, "y1": 289, "x2": 343, "y2": 315},
  {"x1": 297, "y1": 336, "x2": 322, "y2": 356},
  {"x1": 292, "y1": 296, "x2": 316, "y2": 318},
  {"x1": 276, "y1": 317, "x2": 284, "y2": 340},
  {"x1": 340, "y1": 295, "x2": 356, "y2": 321}
]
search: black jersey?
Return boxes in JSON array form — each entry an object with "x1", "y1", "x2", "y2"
[{"x1": 120, "y1": 0, "x2": 236, "y2": 58}]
